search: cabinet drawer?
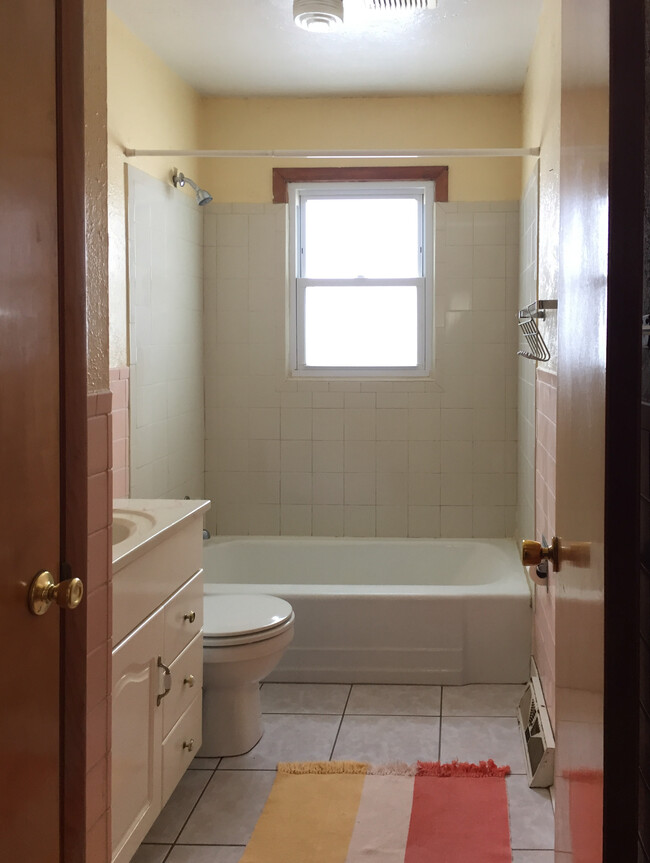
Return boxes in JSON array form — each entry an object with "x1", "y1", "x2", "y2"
[
  {"x1": 162, "y1": 695, "x2": 202, "y2": 806},
  {"x1": 163, "y1": 632, "x2": 203, "y2": 737},
  {"x1": 164, "y1": 569, "x2": 203, "y2": 659}
]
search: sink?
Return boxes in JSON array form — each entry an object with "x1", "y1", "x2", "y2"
[{"x1": 112, "y1": 508, "x2": 157, "y2": 547}]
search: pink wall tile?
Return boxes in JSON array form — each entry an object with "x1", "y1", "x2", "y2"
[
  {"x1": 87, "y1": 527, "x2": 110, "y2": 594},
  {"x1": 86, "y1": 389, "x2": 113, "y2": 861},
  {"x1": 110, "y1": 366, "x2": 130, "y2": 499},
  {"x1": 87, "y1": 642, "x2": 109, "y2": 714}
]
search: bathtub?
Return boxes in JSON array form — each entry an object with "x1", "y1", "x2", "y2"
[{"x1": 202, "y1": 537, "x2": 531, "y2": 685}]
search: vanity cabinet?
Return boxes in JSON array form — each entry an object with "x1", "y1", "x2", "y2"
[{"x1": 111, "y1": 500, "x2": 209, "y2": 863}]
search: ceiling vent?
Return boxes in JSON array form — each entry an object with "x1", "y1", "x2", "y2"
[{"x1": 362, "y1": 0, "x2": 435, "y2": 10}]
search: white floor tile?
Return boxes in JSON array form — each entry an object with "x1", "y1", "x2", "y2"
[
  {"x1": 332, "y1": 715, "x2": 439, "y2": 764},
  {"x1": 178, "y1": 770, "x2": 275, "y2": 845},
  {"x1": 260, "y1": 683, "x2": 350, "y2": 714},
  {"x1": 440, "y1": 716, "x2": 527, "y2": 774},
  {"x1": 507, "y1": 774, "x2": 556, "y2": 850},
  {"x1": 346, "y1": 684, "x2": 441, "y2": 716},
  {"x1": 442, "y1": 684, "x2": 525, "y2": 716},
  {"x1": 511, "y1": 853, "x2": 555, "y2": 862},
  {"x1": 131, "y1": 846, "x2": 171, "y2": 863},
  {"x1": 167, "y1": 846, "x2": 245, "y2": 863},
  {"x1": 144, "y1": 769, "x2": 212, "y2": 843},
  {"x1": 218, "y1": 714, "x2": 341, "y2": 770}
]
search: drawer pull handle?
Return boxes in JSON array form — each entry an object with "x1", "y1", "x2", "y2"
[
  {"x1": 157, "y1": 657, "x2": 172, "y2": 707},
  {"x1": 184, "y1": 674, "x2": 195, "y2": 688},
  {"x1": 183, "y1": 738, "x2": 195, "y2": 753},
  {"x1": 183, "y1": 611, "x2": 196, "y2": 623}
]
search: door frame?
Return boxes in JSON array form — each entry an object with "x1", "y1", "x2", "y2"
[
  {"x1": 603, "y1": 0, "x2": 644, "y2": 858},
  {"x1": 57, "y1": 1, "x2": 89, "y2": 860}
]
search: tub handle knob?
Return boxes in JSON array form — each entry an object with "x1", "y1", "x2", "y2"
[{"x1": 184, "y1": 611, "x2": 196, "y2": 623}]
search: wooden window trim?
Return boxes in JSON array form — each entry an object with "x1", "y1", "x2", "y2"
[{"x1": 273, "y1": 166, "x2": 448, "y2": 204}]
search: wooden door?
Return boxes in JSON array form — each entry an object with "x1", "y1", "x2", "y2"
[
  {"x1": 554, "y1": 1, "x2": 645, "y2": 860},
  {"x1": 0, "y1": 1, "x2": 88, "y2": 861},
  {"x1": 0, "y1": 1, "x2": 62, "y2": 860}
]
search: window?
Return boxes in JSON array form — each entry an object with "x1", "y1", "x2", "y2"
[{"x1": 288, "y1": 181, "x2": 434, "y2": 377}]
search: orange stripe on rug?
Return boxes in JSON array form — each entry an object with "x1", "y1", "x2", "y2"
[{"x1": 240, "y1": 763, "x2": 367, "y2": 863}]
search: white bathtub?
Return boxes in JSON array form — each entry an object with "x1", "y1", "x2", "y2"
[{"x1": 202, "y1": 537, "x2": 531, "y2": 685}]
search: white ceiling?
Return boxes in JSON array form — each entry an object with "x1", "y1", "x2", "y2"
[{"x1": 108, "y1": 0, "x2": 543, "y2": 98}]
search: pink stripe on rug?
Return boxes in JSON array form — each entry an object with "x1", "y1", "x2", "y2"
[
  {"x1": 404, "y1": 776, "x2": 512, "y2": 863},
  {"x1": 344, "y1": 775, "x2": 415, "y2": 862}
]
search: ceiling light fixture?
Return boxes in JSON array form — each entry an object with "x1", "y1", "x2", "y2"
[{"x1": 293, "y1": 0, "x2": 344, "y2": 32}]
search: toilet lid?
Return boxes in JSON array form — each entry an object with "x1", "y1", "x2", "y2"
[{"x1": 203, "y1": 594, "x2": 293, "y2": 638}]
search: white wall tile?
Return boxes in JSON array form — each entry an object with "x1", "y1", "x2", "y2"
[
  {"x1": 376, "y1": 505, "x2": 408, "y2": 537},
  {"x1": 312, "y1": 505, "x2": 344, "y2": 537},
  {"x1": 281, "y1": 505, "x2": 312, "y2": 535},
  {"x1": 281, "y1": 408, "x2": 312, "y2": 440},
  {"x1": 344, "y1": 506, "x2": 376, "y2": 537},
  {"x1": 344, "y1": 473, "x2": 376, "y2": 505},
  {"x1": 313, "y1": 473, "x2": 344, "y2": 505},
  {"x1": 440, "y1": 506, "x2": 473, "y2": 538},
  {"x1": 312, "y1": 440, "x2": 344, "y2": 473},
  {"x1": 281, "y1": 440, "x2": 312, "y2": 473},
  {"x1": 408, "y1": 506, "x2": 440, "y2": 538},
  {"x1": 377, "y1": 472, "x2": 408, "y2": 506},
  {"x1": 376, "y1": 441, "x2": 409, "y2": 473},
  {"x1": 281, "y1": 472, "x2": 312, "y2": 505},
  {"x1": 345, "y1": 441, "x2": 376, "y2": 473}
]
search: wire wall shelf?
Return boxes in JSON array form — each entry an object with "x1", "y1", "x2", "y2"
[{"x1": 517, "y1": 300, "x2": 557, "y2": 362}]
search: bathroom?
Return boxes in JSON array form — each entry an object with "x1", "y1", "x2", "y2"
[
  {"x1": 4, "y1": 0, "x2": 640, "y2": 860},
  {"x1": 106, "y1": 0, "x2": 559, "y2": 858}
]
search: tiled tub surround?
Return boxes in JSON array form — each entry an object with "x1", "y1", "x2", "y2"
[
  {"x1": 128, "y1": 166, "x2": 205, "y2": 500},
  {"x1": 203, "y1": 201, "x2": 520, "y2": 538},
  {"x1": 132, "y1": 682, "x2": 555, "y2": 863},
  {"x1": 203, "y1": 535, "x2": 531, "y2": 684},
  {"x1": 517, "y1": 169, "x2": 539, "y2": 547}
]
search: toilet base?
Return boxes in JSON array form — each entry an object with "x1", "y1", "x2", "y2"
[{"x1": 201, "y1": 681, "x2": 263, "y2": 757}]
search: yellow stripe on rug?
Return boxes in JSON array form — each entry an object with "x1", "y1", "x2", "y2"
[{"x1": 240, "y1": 763, "x2": 368, "y2": 863}]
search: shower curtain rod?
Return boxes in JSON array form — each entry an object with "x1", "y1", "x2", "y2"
[{"x1": 123, "y1": 147, "x2": 540, "y2": 159}]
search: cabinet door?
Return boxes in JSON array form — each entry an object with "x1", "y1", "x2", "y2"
[{"x1": 112, "y1": 610, "x2": 165, "y2": 863}]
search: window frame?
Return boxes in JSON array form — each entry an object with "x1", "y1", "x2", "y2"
[{"x1": 288, "y1": 180, "x2": 435, "y2": 378}]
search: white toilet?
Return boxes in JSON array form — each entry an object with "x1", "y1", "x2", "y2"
[{"x1": 202, "y1": 593, "x2": 295, "y2": 756}]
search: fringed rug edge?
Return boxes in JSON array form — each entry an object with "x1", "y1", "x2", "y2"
[{"x1": 277, "y1": 759, "x2": 510, "y2": 777}]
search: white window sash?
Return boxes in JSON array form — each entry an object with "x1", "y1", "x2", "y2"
[{"x1": 288, "y1": 181, "x2": 434, "y2": 378}]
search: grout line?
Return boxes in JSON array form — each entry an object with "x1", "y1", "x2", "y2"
[
  {"x1": 328, "y1": 685, "x2": 353, "y2": 760},
  {"x1": 169, "y1": 761, "x2": 220, "y2": 847}
]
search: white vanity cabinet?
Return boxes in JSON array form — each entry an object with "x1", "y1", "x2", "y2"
[{"x1": 111, "y1": 500, "x2": 209, "y2": 863}]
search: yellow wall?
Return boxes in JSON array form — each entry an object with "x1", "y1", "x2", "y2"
[
  {"x1": 522, "y1": 0, "x2": 561, "y2": 371},
  {"x1": 107, "y1": 11, "x2": 201, "y2": 367},
  {"x1": 197, "y1": 95, "x2": 523, "y2": 203}
]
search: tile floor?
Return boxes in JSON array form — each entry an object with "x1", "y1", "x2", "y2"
[{"x1": 133, "y1": 683, "x2": 555, "y2": 863}]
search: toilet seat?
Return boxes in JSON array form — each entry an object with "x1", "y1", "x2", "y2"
[{"x1": 203, "y1": 594, "x2": 295, "y2": 647}]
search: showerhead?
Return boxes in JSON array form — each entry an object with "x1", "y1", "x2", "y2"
[{"x1": 172, "y1": 170, "x2": 213, "y2": 207}]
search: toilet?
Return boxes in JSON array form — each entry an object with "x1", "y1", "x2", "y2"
[{"x1": 201, "y1": 593, "x2": 295, "y2": 756}]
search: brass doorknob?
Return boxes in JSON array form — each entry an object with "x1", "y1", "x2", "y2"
[
  {"x1": 521, "y1": 537, "x2": 561, "y2": 571},
  {"x1": 28, "y1": 570, "x2": 84, "y2": 615}
]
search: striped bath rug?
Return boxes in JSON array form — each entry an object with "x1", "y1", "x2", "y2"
[{"x1": 240, "y1": 759, "x2": 512, "y2": 862}]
